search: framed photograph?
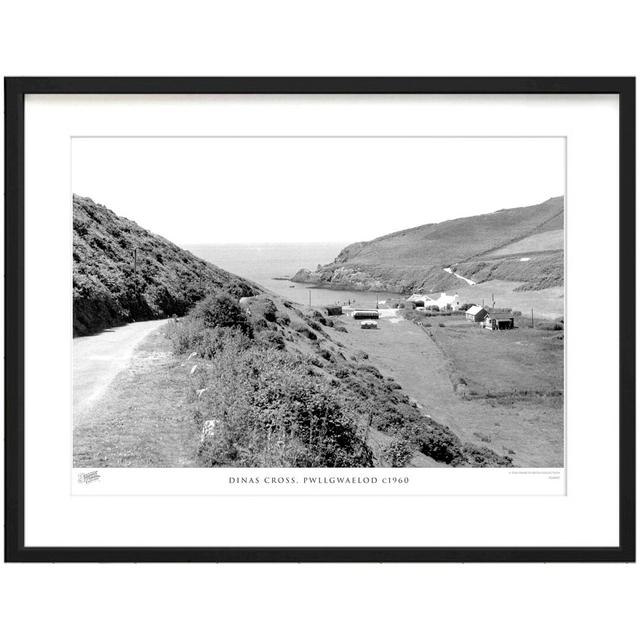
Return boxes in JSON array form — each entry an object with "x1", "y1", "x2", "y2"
[{"x1": 4, "y1": 77, "x2": 635, "y2": 562}]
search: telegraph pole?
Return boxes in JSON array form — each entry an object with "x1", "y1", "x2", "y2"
[{"x1": 133, "y1": 248, "x2": 138, "y2": 294}]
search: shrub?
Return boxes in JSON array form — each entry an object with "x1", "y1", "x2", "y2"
[
  {"x1": 262, "y1": 299, "x2": 278, "y2": 322},
  {"x1": 461, "y1": 444, "x2": 512, "y2": 467},
  {"x1": 195, "y1": 343, "x2": 373, "y2": 467},
  {"x1": 258, "y1": 330, "x2": 285, "y2": 351},
  {"x1": 166, "y1": 318, "x2": 251, "y2": 359},
  {"x1": 357, "y1": 364, "x2": 383, "y2": 379},
  {"x1": 295, "y1": 326, "x2": 318, "y2": 341},
  {"x1": 193, "y1": 293, "x2": 252, "y2": 335},
  {"x1": 536, "y1": 321, "x2": 563, "y2": 331},
  {"x1": 317, "y1": 348, "x2": 334, "y2": 362},
  {"x1": 417, "y1": 422, "x2": 463, "y2": 464},
  {"x1": 381, "y1": 440, "x2": 414, "y2": 467},
  {"x1": 306, "y1": 319, "x2": 324, "y2": 332}
]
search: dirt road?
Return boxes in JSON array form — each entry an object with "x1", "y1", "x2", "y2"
[{"x1": 73, "y1": 319, "x2": 168, "y2": 420}]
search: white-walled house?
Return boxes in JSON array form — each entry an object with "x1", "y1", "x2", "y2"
[
  {"x1": 465, "y1": 305, "x2": 488, "y2": 322},
  {"x1": 407, "y1": 292, "x2": 460, "y2": 310}
]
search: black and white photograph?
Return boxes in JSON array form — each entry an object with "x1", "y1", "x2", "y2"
[
  {"x1": 72, "y1": 136, "x2": 565, "y2": 471},
  {"x1": 4, "y1": 76, "x2": 634, "y2": 568}
]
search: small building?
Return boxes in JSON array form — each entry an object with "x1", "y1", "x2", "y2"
[
  {"x1": 353, "y1": 309, "x2": 380, "y2": 320},
  {"x1": 483, "y1": 311, "x2": 515, "y2": 330},
  {"x1": 465, "y1": 305, "x2": 488, "y2": 322},
  {"x1": 325, "y1": 305, "x2": 343, "y2": 316},
  {"x1": 360, "y1": 320, "x2": 378, "y2": 330}
]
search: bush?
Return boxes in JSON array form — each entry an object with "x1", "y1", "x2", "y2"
[
  {"x1": 536, "y1": 321, "x2": 563, "y2": 331},
  {"x1": 462, "y1": 444, "x2": 512, "y2": 467},
  {"x1": 357, "y1": 364, "x2": 383, "y2": 379},
  {"x1": 195, "y1": 343, "x2": 373, "y2": 467},
  {"x1": 258, "y1": 330, "x2": 285, "y2": 351},
  {"x1": 193, "y1": 293, "x2": 252, "y2": 335},
  {"x1": 295, "y1": 325, "x2": 318, "y2": 340},
  {"x1": 166, "y1": 317, "x2": 251, "y2": 359},
  {"x1": 317, "y1": 348, "x2": 334, "y2": 362},
  {"x1": 381, "y1": 440, "x2": 414, "y2": 467},
  {"x1": 306, "y1": 319, "x2": 324, "y2": 332},
  {"x1": 417, "y1": 422, "x2": 463, "y2": 464}
]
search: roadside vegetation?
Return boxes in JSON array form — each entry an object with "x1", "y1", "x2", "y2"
[{"x1": 166, "y1": 293, "x2": 513, "y2": 468}]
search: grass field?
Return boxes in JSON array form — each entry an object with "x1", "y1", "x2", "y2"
[
  {"x1": 333, "y1": 312, "x2": 564, "y2": 467},
  {"x1": 426, "y1": 317, "x2": 564, "y2": 397},
  {"x1": 486, "y1": 229, "x2": 564, "y2": 257},
  {"x1": 447, "y1": 279, "x2": 564, "y2": 319}
]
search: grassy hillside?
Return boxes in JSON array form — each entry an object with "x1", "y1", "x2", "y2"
[
  {"x1": 73, "y1": 195, "x2": 258, "y2": 336},
  {"x1": 165, "y1": 293, "x2": 513, "y2": 468},
  {"x1": 293, "y1": 196, "x2": 564, "y2": 293}
]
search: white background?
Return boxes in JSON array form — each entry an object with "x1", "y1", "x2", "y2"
[
  {"x1": 72, "y1": 136, "x2": 565, "y2": 244},
  {"x1": 28, "y1": 95, "x2": 606, "y2": 544},
  {"x1": 1, "y1": 2, "x2": 638, "y2": 639}
]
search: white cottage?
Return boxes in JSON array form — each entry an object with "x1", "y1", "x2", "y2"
[{"x1": 408, "y1": 292, "x2": 460, "y2": 310}]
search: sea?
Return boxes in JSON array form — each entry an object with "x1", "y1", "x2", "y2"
[{"x1": 185, "y1": 243, "x2": 384, "y2": 308}]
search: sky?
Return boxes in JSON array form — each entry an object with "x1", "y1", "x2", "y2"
[{"x1": 72, "y1": 137, "x2": 565, "y2": 246}]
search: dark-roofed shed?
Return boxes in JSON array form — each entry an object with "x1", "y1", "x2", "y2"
[{"x1": 483, "y1": 311, "x2": 515, "y2": 330}]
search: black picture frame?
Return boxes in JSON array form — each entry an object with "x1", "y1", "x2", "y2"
[{"x1": 4, "y1": 77, "x2": 636, "y2": 563}]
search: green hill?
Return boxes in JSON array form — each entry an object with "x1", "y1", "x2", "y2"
[
  {"x1": 73, "y1": 195, "x2": 258, "y2": 336},
  {"x1": 292, "y1": 196, "x2": 564, "y2": 293}
]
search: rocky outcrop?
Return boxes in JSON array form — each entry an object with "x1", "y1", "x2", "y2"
[{"x1": 292, "y1": 263, "x2": 460, "y2": 294}]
